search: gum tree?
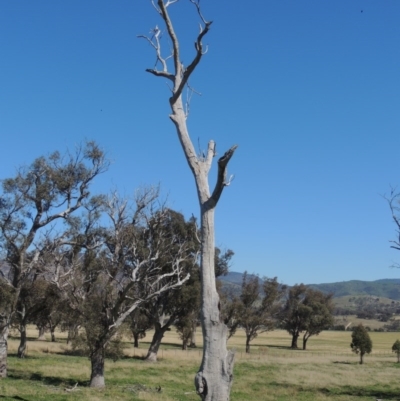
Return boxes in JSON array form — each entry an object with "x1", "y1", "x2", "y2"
[
  {"x1": 0, "y1": 142, "x2": 108, "y2": 376},
  {"x1": 350, "y1": 324, "x2": 372, "y2": 364},
  {"x1": 140, "y1": 1, "x2": 237, "y2": 399},
  {"x1": 56, "y1": 189, "x2": 192, "y2": 387}
]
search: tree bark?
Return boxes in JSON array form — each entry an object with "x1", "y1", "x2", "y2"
[
  {"x1": 0, "y1": 323, "x2": 8, "y2": 378},
  {"x1": 145, "y1": 325, "x2": 169, "y2": 362},
  {"x1": 291, "y1": 333, "x2": 299, "y2": 349},
  {"x1": 90, "y1": 346, "x2": 105, "y2": 388},
  {"x1": 302, "y1": 334, "x2": 309, "y2": 350},
  {"x1": 37, "y1": 326, "x2": 46, "y2": 341},
  {"x1": 360, "y1": 352, "x2": 364, "y2": 365},
  {"x1": 189, "y1": 322, "x2": 197, "y2": 348},
  {"x1": 245, "y1": 334, "x2": 251, "y2": 354},
  {"x1": 145, "y1": 3, "x2": 237, "y2": 396},
  {"x1": 50, "y1": 325, "x2": 56, "y2": 342},
  {"x1": 17, "y1": 322, "x2": 27, "y2": 358},
  {"x1": 133, "y1": 332, "x2": 140, "y2": 348},
  {"x1": 194, "y1": 208, "x2": 235, "y2": 401}
]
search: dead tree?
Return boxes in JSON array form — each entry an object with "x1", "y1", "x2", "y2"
[{"x1": 140, "y1": 1, "x2": 237, "y2": 399}]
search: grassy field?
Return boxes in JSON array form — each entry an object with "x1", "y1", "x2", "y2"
[{"x1": 2, "y1": 327, "x2": 400, "y2": 400}]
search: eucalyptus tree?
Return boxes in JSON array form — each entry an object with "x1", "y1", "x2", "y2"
[
  {"x1": 301, "y1": 289, "x2": 334, "y2": 350},
  {"x1": 351, "y1": 324, "x2": 372, "y2": 364},
  {"x1": 237, "y1": 273, "x2": 283, "y2": 353},
  {"x1": 141, "y1": 1, "x2": 237, "y2": 399},
  {"x1": 0, "y1": 142, "x2": 108, "y2": 376},
  {"x1": 281, "y1": 284, "x2": 334, "y2": 350},
  {"x1": 55, "y1": 189, "x2": 192, "y2": 387},
  {"x1": 141, "y1": 209, "x2": 199, "y2": 362}
]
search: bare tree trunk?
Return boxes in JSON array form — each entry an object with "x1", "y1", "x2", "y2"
[
  {"x1": 291, "y1": 333, "x2": 299, "y2": 349},
  {"x1": 17, "y1": 322, "x2": 27, "y2": 358},
  {"x1": 143, "y1": 3, "x2": 237, "y2": 397},
  {"x1": 67, "y1": 324, "x2": 79, "y2": 345},
  {"x1": 397, "y1": 352, "x2": 400, "y2": 363},
  {"x1": 37, "y1": 326, "x2": 46, "y2": 341},
  {"x1": 0, "y1": 323, "x2": 8, "y2": 378},
  {"x1": 359, "y1": 352, "x2": 364, "y2": 365},
  {"x1": 145, "y1": 325, "x2": 169, "y2": 362},
  {"x1": 245, "y1": 334, "x2": 251, "y2": 354},
  {"x1": 90, "y1": 346, "x2": 105, "y2": 388},
  {"x1": 50, "y1": 325, "x2": 56, "y2": 342},
  {"x1": 302, "y1": 334, "x2": 309, "y2": 350},
  {"x1": 189, "y1": 321, "x2": 197, "y2": 348},
  {"x1": 132, "y1": 332, "x2": 140, "y2": 348},
  {"x1": 195, "y1": 209, "x2": 235, "y2": 401}
]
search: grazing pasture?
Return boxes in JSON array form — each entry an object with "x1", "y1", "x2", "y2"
[{"x1": 1, "y1": 327, "x2": 400, "y2": 400}]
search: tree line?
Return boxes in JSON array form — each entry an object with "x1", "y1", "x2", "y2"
[{"x1": 0, "y1": 142, "x2": 336, "y2": 388}]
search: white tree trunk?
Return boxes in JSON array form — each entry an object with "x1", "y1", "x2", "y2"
[
  {"x1": 0, "y1": 324, "x2": 8, "y2": 378},
  {"x1": 194, "y1": 208, "x2": 234, "y2": 400},
  {"x1": 143, "y1": 2, "x2": 237, "y2": 398}
]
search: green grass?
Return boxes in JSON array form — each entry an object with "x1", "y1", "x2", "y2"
[{"x1": 2, "y1": 328, "x2": 400, "y2": 400}]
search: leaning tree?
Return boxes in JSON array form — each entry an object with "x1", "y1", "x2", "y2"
[{"x1": 140, "y1": 1, "x2": 237, "y2": 400}]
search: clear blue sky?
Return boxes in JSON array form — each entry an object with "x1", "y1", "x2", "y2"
[{"x1": 1, "y1": 1, "x2": 400, "y2": 285}]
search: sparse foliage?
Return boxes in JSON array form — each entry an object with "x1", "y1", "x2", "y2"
[
  {"x1": 0, "y1": 142, "x2": 108, "y2": 375},
  {"x1": 55, "y1": 189, "x2": 192, "y2": 387}
]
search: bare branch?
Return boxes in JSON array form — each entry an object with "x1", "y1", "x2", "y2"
[{"x1": 207, "y1": 145, "x2": 238, "y2": 208}]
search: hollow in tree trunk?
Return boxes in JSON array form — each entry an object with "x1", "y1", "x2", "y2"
[
  {"x1": 90, "y1": 346, "x2": 105, "y2": 388},
  {"x1": 145, "y1": 325, "x2": 169, "y2": 362}
]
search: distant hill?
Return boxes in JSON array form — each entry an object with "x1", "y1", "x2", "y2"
[
  {"x1": 219, "y1": 272, "x2": 400, "y2": 300},
  {"x1": 309, "y1": 279, "x2": 400, "y2": 300}
]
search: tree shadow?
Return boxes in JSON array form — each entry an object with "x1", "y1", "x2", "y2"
[
  {"x1": 8, "y1": 371, "x2": 87, "y2": 388},
  {"x1": 262, "y1": 344, "x2": 292, "y2": 350},
  {"x1": 0, "y1": 396, "x2": 31, "y2": 401},
  {"x1": 269, "y1": 381, "x2": 400, "y2": 400}
]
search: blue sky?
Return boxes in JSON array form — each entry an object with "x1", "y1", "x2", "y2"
[{"x1": 1, "y1": 1, "x2": 400, "y2": 285}]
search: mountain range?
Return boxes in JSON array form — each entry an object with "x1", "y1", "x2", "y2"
[{"x1": 219, "y1": 272, "x2": 400, "y2": 300}]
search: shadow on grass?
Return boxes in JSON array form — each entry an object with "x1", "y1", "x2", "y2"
[
  {"x1": 0, "y1": 396, "x2": 31, "y2": 401},
  {"x1": 261, "y1": 344, "x2": 293, "y2": 350},
  {"x1": 8, "y1": 354, "x2": 40, "y2": 360},
  {"x1": 7, "y1": 371, "x2": 87, "y2": 388},
  {"x1": 269, "y1": 381, "x2": 400, "y2": 400}
]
